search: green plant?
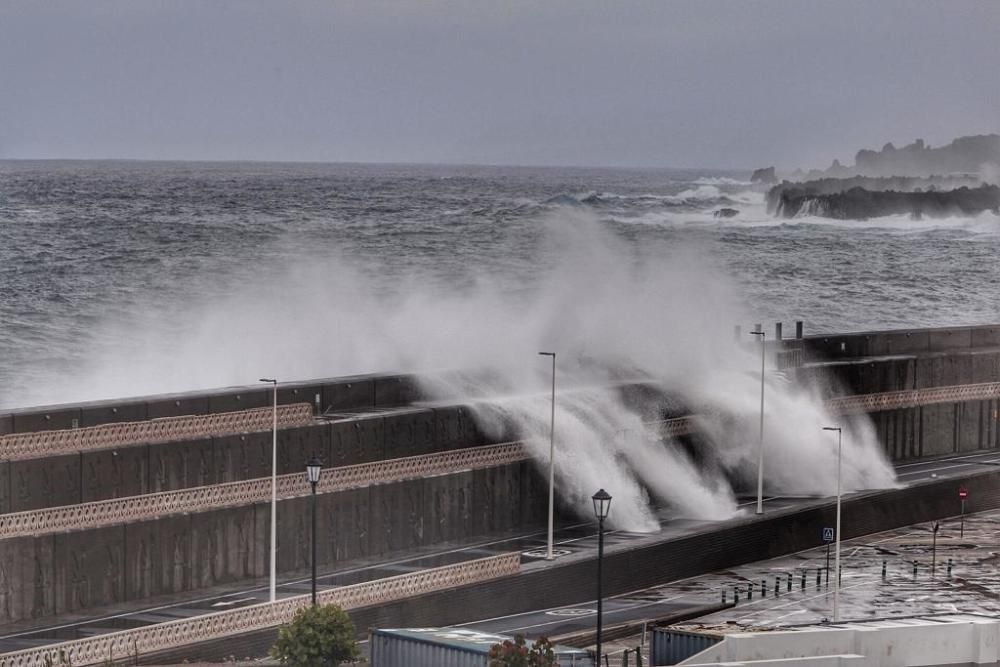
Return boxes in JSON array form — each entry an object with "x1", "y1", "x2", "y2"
[
  {"x1": 488, "y1": 634, "x2": 556, "y2": 666},
  {"x1": 270, "y1": 603, "x2": 360, "y2": 666}
]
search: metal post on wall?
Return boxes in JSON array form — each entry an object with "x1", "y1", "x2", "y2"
[
  {"x1": 259, "y1": 377, "x2": 279, "y2": 603},
  {"x1": 822, "y1": 426, "x2": 843, "y2": 622},
  {"x1": 749, "y1": 330, "x2": 766, "y2": 514},
  {"x1": 306, "y1": 456, "x2": 322, "y2": 605},
  {"x1": 539, "y1": 351, "x2": 557, "y2": 560},
  {"x1": 592, "y1": 489, "x2": 612, "y2": 666}
]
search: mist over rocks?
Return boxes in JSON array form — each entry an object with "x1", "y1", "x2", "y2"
[{"x1": 788, "y1": 134, "x2": 1000, "y2": 181}]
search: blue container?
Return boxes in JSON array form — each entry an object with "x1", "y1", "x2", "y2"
[{"x1": 370, "y1": 627, "x2": 594, "y2": 667}]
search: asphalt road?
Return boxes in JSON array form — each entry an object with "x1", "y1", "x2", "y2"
[{"x1": 0, "y1": 450, "x2": 996, "y2": 654}]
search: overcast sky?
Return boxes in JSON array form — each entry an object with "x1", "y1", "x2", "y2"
[{"x1": 2, "y1": 1, "x2": 998, "y2": 169}]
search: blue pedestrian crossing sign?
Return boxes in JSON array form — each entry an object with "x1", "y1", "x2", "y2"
[{"x1": 823, "y1": 527, "x2": 835, "y2": 542}]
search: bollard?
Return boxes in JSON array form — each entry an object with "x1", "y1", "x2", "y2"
[
  {"x1": 948, "y1": 559, "x2": 953, "y2": 579},
  {"x1": 913, "y1": 560, "x2": 918, "y2": 578},
  {"x1": 761, "y1": 579, "x2": 767, "y2": 597},
  {"x1": 775, "y1": 579, "x2": 780, "y2": 596},
  {"x1": 882, "y1": 560, "x2": 887, "y2": 579},
  {"x1": 747, "y1": 583, "x2": 753, "y2": 600},
  {"x1": 816, "y1": 568, "x2": 822, "y2": 588},
  {"x1": 623, "y1": 649, "x2": 629, "y2": 667},
  {"x1": 801, "y1": 570, "x2": 806, "y2": 590},
  {"x1": 734, "y1": 587, "x2": 740, "y2": 603},
  {"x1": 787, "y1": 573, "x2": 792, "y2": 592},
  {"x1": 722, "y1": 589, "x2": 726, "y2": 604},
  {"x1": 635, "y1": 647, "x2": 643, "y2": 667}
]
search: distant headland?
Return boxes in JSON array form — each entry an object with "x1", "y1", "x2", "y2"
[{"x1": 753, "y1": 134, "x2": 1000, "y2": 220}]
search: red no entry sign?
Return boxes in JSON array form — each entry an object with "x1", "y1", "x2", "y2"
[{"x1": 959, "y1": 487, "x2": 969, "y2": 500}]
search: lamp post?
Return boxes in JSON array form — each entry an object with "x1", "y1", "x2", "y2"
[
  {"x1": 538, "y1": 351, "x2": 556, "y2": 560},
  {"x1": 259, "y1": 378, "x2": 278, "y2": 602},
  {"x1": 592, "y1": 488, "x2": 612, "y2": 664},
  {"x1": 822, "y1": 426, "x2": 842, "y2": 622},
  {"x1": 306, "y1": 456, "x2": 322, "y2": 605},
  {"x1": 749, "y1": 330, "x2": 766, "y2": 515}
]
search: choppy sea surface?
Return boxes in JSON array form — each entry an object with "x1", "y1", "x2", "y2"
[{"x1": 1, "y1": 160, "x2": 999, "y2": 409}]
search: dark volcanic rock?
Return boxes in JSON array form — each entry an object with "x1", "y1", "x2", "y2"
[
  {"x1": 713, "y1": 208, "x2": 739, "y2": 218},
  {"x1": 751, "y1": 166, "x2": 777, "y2": 184},
  {"x1": 766, "y1": 175, "x2": 984, "y2": 215},
  {"x1": 772, "y1": 184, "x2": 1000, "y2": 220}
]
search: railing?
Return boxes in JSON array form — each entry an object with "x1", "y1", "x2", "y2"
[
  {"x1": 827, "y1": 382, "x2": 1000, "y2": 415},
  {"x1": 0, "y1": 441, "x2": 530, "y2": 539},
  {"x1": 0, "y1": 404, "x2": 314, "y2": 462},
  {"x1": 0, "y1": 552, "x2": 521, "y2": 667}
]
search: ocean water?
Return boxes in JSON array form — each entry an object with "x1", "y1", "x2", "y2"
[{"x1": 1, "y1": 159, "x2": 999, "y2": 410}]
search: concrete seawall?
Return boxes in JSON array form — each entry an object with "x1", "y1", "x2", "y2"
[
  {"x1": 2, "y1": 323, "x2": 1000, "y2": 632},
  {"x1": 0, "y1": 460, "x2": 550, "y2": 624}
]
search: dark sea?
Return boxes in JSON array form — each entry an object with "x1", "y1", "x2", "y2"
[{"x1": 1, "y1": 160, "x2": 999, "y2": 409}]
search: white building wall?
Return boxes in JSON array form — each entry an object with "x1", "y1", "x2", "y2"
[{"x1": 678, "y1": 617, "x2": 1000, "y2": 667}]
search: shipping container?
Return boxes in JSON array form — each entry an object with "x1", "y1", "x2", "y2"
[
  {"x1": 650, "y1": 627, "x2": 721, "y2": 665},
  {"x1": 370, "y1": 627, "x2": 594, "y2": 667}
]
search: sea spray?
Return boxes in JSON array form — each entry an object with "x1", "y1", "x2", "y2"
[{"x1": 23, "y1": 207, "x2": 897, "y2": 530}]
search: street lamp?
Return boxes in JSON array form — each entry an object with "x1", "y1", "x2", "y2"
[
  {"x1": 592, "y1": 488, "x2": 612, "y2": 664},
  {"x1": 260, "y1": 377, "x2": 278, "y2": 602},
  {"x1": 538, "y1": 351, "x2": 556, "y2": 560},
  {"x1": 306, "y1": 456, "x2": 322, "y2": 606},
  {"x1": 749, "y1": 331, "x2": 766, "y2": 515},
  {"x1": 822, "y1": 426, "x2": 842, "y2": 622}
]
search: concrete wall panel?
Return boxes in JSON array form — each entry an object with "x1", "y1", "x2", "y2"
[
  {"x1": 971, "y1": 351, "x2": 1000, "y2": 383},
  {"x1": 0, "y1": 536, "x2": 54, "y2": 623},
  {"x1": 424, "y1": 471, "x2": 474, "y2": 545},
  {"x1": 207, "y1": 389, "x2": 269, "y2": 414},
  {"x1": 190, "y1": 507, "x2": 258, "y2": 589},
  {"x1": 146, "y1": 395, "x2": 210, "y2": 419},
  {"x1": 275, "y1": 495, "x2": 312, "y2": 574},
  {"x1": 53, "y1": 526, "x2": 125, "y2": 615},
  {"x1": 0, "y1": 462, "x2": 9, "y2": 515},
  {"x1": 277, "y1": 425, "x2": 330, "y2": 475},
  {"x1": 368, "y1": 479, "x2": 425, "y2": 557},
  {"x1": 9, "y1": 454, "x2": 81, "y2": 512},
  {"x1": 213, "y1": 432, "x2": 271, "y2": 483},
  {"x1": 123, "y1": 515, "x2": 193, "y2": 601},
  {"x1": 929, "y1": 328, "x2": 974, "y2": 352},
  {"x1": 434, "y1": 406, "x2": 478, "y2": 451},
  {"x1": 373, "y1": 374, "x2": 422, "y2": 407},
  {"x1": 321, "y1": 378, "x2": 375, "y2": 413},
  {"x1": 919, "y1": 404, "x2": 956, "y2": 458},
  {"x1": 82, "y1": 446, "x2": 150, "y2": 502},
  {"x1": 10, "y1": 406, "x2": 83, "y2": 433},
  {"x1": 330, "y1": 417, "x2": 385, "y2": 466},
  {"x1": 148, "y1": 439, "x2": 216, "y2": 493},
  {"x1": 78, "y1": 401, "x2": 147, "y2": 427},
  {"x1": 919, "y1": 353, "x2": 974, "y2": 388},
  {"x1": 319, "y1": 487, "x2": 371, "y2": 564},
  {"x1": 971, "y1": 327, "x2": 1000, "y2": 348},
  {"x1": 383, "y1": 409, "x2": 436, "y2": 459},
  {"x1": 519, "y1": 462, "x2": 549, "y2": 527},
  {"x1": 279, "y1": 383, "x2": 323, "y2": 411},
  {"x1": 957, "y1": 401, "x2": 983, "y2": 452}
]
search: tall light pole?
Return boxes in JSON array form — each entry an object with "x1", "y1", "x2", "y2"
[
  {"x1": 592, "y1": 488, "x2": 612, "y2": 665},
  {"x1": 306, "y1": 456, "x2": 322, "y2": 606},
  {"x1": 260, "y1": 378, "x2": 278, "y2": 602},
  {"x1": 823, "y1": 426, "x2": 842, "y2": 622},
  {"x1": 538, "y1": 351, "x2": 556, "y2": 560},
  {"x1": 749, "y1": 330, "x2": 766, "y2": 515}
]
